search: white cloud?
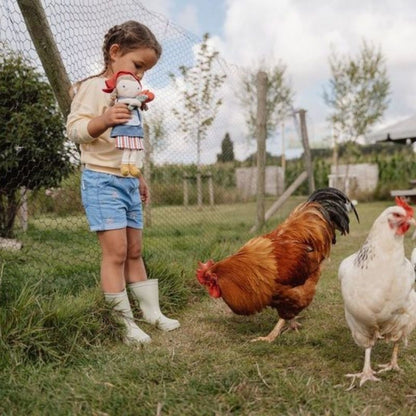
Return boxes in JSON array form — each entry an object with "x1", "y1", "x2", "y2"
[
  {"x1": 222, "y1": 0, "x2": 416, "y2": 136},
  {"x1": 175, "y1": 3, "x2": 200, "y2": 34},
  {"x1": 141, "y1": 0, "x2": 200, "y2": 35},
  {"x1": 140, "y1": 0, "x2": 416, "y2": 161}
]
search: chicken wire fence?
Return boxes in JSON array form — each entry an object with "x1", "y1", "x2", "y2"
[{"x1": 0, "y1": 0, "x2": 266, "y2": 275}]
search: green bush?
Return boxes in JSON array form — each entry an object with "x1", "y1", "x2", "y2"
[{"x1": 0, "y1": 48, "x2": 74, "y2": 237}]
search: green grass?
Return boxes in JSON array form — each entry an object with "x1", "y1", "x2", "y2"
[{"x1": 2, "y1": 198, "x2": 416, "y2": 415}]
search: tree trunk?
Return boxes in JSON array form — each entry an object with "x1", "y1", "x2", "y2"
[
  {"x1": 0, "y1": 190, "x2": 19, "y2": 238},
  {"x1": 253, "y1": 70, "x2": 268, "y2": 233},
  {"x1": 17, "y1": 187, "x2": 28, "y2": 231},
  {"x1": 332, "y1": 126, "x2": 339, "y2": 188},
  {"x1": 143, "y1": 123, "x2": 152, "y2": 227}
]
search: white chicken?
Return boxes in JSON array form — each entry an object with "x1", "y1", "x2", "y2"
[{"x1": 339, "y1": 197, "x2": 416, "y2": 387}]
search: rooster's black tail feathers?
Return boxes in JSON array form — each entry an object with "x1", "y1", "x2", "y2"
[{"x1": 307, "y1": 187, "x2": 359, "y2": 236}]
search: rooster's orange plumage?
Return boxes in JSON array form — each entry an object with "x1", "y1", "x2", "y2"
[{"x1": 197, "y1": 187, "x2": 359, "y2": 342}]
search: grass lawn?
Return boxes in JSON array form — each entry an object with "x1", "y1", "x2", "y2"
[{"x1": 1, "y1": 198, "x2": 416, "y2": 415}]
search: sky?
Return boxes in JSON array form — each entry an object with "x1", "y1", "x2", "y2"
[
  {"x1": 140, "y1": 0, "x2": 416, "y2": 153},
  {"x1": 5, "y1": 0, "x2": 414, "y2": 163}
]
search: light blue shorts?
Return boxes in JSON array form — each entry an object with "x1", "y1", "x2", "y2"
[{"x1": 81, "y1": 169, "x2": 143, "y2": 231}]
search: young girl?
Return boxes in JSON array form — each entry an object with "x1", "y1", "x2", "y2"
[{"x1": 67, "y1": 20, "x2": 180, "y2": 344}]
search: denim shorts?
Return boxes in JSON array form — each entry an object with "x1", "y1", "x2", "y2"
[{"x1": 81, "y1": 169, "x2": 143, "y2": 231}]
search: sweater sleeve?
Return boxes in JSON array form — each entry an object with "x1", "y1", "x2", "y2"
[{"x1": 66, "y1": 78, "x2": 107, "y2": 144}]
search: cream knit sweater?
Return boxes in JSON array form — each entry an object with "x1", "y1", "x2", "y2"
[{"x1": 66, "y1": 76, "x2": 127, "y2": 176}]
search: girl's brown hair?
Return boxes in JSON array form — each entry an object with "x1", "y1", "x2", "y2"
[
  {"x1": 102, "y1": 20, "x2": 162, "y2": 70},
  {"x1": 70, "y1": 20, "x2": 161, "y2": 97}
]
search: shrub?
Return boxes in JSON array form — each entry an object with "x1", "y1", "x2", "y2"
[{"x1": 0, "y1": 47, "x2": 73, "y2": 237}]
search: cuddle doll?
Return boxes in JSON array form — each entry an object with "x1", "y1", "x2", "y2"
[{"x1": 103, "y1": 71, "x2": 154, "y2": 177}]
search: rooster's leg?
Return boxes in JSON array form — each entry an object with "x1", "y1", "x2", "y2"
[
  {"x1": 346, "y1": 347, "x2": 380, "y2": 387},
  {"x1": 288, "y1": 317, "x2": 302, "y2": 332},
  {"x1": 251, "y1": 318, "x2": 286, "y2": 343},
  {"x1": 378, "y1": 342, "x2": 402, "y2": 373}
]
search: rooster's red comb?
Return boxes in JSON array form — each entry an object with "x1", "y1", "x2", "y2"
[
  {"x1": 196, "y1": 260, "x2": 215, "y2": 284},
  {"x1": 395, "y1": 196, "x2": 414, "y2": 218}
]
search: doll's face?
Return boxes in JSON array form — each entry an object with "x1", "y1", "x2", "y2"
[{"x1": 115, "y1": 76, "x2": 141, "y2": 97}]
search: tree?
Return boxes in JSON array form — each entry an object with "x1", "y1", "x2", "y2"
[
  {"x1": 0, "y1": 48, "x2": 73, "y2": 237},
  {"x1": 323, "y1": 40, "x2": 390, "y2": 143},
  {"x1": 217, "y1": 132, "x2": 234, "y2": 162},
  {"x1": 144, "y1": 110, "x2": 167, "y2": 160},
  {"x1": 142, "y1": 111, "x2": 167, "y2": 226},
  {"x1": 169, "y1": 33, "x2": 226, "y2": 207},
  {"x1": 170, "y1": 33, "x2": 226, "y2": 169},
  {"x1": 239, "y1": 62, "x2": 294, "y2": 141}
]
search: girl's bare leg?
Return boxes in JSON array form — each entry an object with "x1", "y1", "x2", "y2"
[
  {"x1": 99, "y1": 228, "x2": 151, "y2": 343},
  {"x1": 124, "y1": 227, "x2": 147, "y2": 284},
  {"x1": 97, "y1": 228, "x2": 128, "y2": 293}
]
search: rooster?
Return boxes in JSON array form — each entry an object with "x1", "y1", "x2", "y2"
[
  {"x1": 197, "y1": 187, "x2": 359, "y2": 342},
  {"x1": 339, "y1": 197, "x2": 416, "y2": 387}
]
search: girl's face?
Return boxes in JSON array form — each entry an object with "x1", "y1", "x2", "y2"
[{"x1": 108, "y1": 45, "x2": 158, "y2": 80}]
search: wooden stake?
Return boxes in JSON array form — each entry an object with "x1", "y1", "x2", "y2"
[{"x1": 17, "y1": 0, "x2": 72, "y2": 117}]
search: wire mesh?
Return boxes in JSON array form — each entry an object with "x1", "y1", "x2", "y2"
[{"x1": 0, "y1": 0, "x2": 262, "y2": 277}]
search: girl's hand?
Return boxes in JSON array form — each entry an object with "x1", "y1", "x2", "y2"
[
  {"x1": 102, "y1": 102, "x2": 131, "y2": 127},
  {"x1": 87, "y1": 103, "x2": 131, "y2": 137},
  {"x1": 139, "y1": 176, "x2": 150, "y2": 205}
]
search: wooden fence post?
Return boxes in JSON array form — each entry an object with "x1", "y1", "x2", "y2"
[
  {"x1": 17, "y1": 0, "x2": 72, "y2": 118},
  {"x1": 298, "y1": 109, "x2": 315, "y2": 194},
  {"x1": 207, "y1": 173, "x2": 214, "y2": 206},
  {"x1": 183, "y1": 175, "x2": 189, "y2": 206},
  {"x1": 196, "y1": 171, "x2": 202, "y2": 208}
]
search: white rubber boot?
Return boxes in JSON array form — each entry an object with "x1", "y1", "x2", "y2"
[
  {"x1": 104, "y1": 289, "x2": 151, "y2": 344},
  {"x1": 128, "y1": 279, "x2": 180, "y2": 331}
]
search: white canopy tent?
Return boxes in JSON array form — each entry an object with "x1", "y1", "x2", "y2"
[{"x1": 367, "y1": 114, "x2": 416, "y2": 144}]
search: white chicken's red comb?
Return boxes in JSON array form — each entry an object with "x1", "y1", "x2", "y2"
[{"x1": 395, "y1": 196, "x2": 414, "y2": 218}]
